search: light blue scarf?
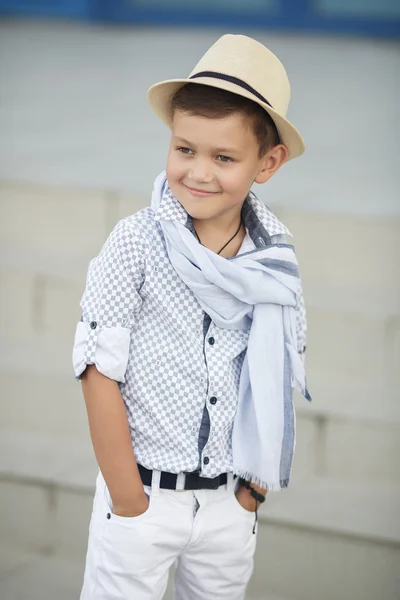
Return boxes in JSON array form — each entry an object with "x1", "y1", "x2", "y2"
[{"x1": 152, "y1": 172, "x2": 310, "y2": 491}]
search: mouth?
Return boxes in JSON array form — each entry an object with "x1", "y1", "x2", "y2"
[{"x1": 183, "y1": 184, "x2": 219, "y2": 198}]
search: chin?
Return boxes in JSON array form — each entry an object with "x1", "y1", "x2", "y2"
[{"x1": 180, "y1": 205, "x2": 212, "y2": 221}]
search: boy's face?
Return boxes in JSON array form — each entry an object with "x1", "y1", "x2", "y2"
[{"x1": 166, "y1": 109, "x2": 285, "y2": 224}]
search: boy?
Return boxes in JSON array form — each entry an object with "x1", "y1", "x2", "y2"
[{"x1": 73, "y1": 34, "x2": 310, "y2": 600}]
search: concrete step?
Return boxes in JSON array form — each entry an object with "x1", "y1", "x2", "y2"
[
  {"x1": 272, "y1": 208, "x2": 400, "y2": 317},
  {"x1": 0, "y1": 180, "x2": 147, "y2": 258},
  {"x1": 1, "y1": 332, "x2": 400, "y2": 485},
  {"x1": 0, "y1": 431, "x2": 398, "y2": 600},
  {"x1": 1, "y1": 180, "x2": 400, "y2": 317},
  {"x1": 0, "y1": 547, "x2": 85, "y2": 600},
  {"x1": 0, "y1": 328, "x2": 400, "y2": 482},
  {"x1": 1, "y1": 259, "x2": 399, "y2": 430},
  {"x1": 1, "y1": 233, "x2": 399, "y2": 416},
  {"x1": 254, "y1": 478, "x2": 400, "y2": 600},
  {"x1": 2, "y1": 237, "x2": 399, "y2": 347},
  {"x1": 0, "y1": 547, "x2": 282, "y2": 600}
]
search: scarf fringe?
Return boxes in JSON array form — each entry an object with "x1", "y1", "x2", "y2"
[{"x1": 233, "y1": 469, "x2": 288, "y2": 492}]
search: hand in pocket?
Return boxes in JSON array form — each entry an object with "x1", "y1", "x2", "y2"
[{"x1": 112, "y1": 492, "x2": 150, "y2": 518}]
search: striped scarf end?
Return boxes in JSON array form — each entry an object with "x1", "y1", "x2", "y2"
[{"x1": 233, "y1": 469, "x2": 289, "y2": 492}]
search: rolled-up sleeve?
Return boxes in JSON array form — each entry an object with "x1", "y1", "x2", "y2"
[{"x1": 72, "y1": 217, "x2": 146, "y2": 382}]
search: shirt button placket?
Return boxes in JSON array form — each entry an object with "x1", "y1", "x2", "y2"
[{"x1": 203, "y1": 326, "x2": 215, "y2": 474}]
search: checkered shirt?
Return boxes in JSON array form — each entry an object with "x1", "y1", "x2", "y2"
[{"x1": 73, "y1": 188, "x2": 307, "y2": 477}]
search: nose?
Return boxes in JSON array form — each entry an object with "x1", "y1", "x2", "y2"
[{"x1": 188, "y1": 157, "x2": 214, "y2": 184}]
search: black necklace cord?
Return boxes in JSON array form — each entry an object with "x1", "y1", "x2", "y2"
[
  {"x1": 238, "y1": 477, "x2": 266, "y2": 535},
  {"x1": 194, "y1": 217, "x2": 243, "y2": 255}
]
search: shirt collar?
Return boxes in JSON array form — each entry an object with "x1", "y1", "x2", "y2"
[
  {"x1": 154, "y1": 184, "x2": 292, "y2": 240},
  {"x1": 245, "y1": 191, "x2": 292, "y2": 239},
  {"x1": 154, "y1": 185, "x2": 189, "y2": 227}
]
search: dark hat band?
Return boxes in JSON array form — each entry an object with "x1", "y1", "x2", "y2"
[{"x1": 189, "y1": 71, "x2": 273, "y2": 108}]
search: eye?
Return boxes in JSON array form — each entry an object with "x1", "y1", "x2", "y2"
[
  {"x1": 177, "y1": 146, "x2": 194, "y2": 155},
  {"x1": 216, "y1": 155, "x2": 233, "y2": 163}
]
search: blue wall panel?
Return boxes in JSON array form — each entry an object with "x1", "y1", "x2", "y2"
[
  {"x1": 95, "y1": 0, "x2": 400, "y2": 36},
  {"x1": 0, "y1": 0, "x2": 90, "y2": 18},
  {"x1": 0, "y1": 0, "x2": 399, "y2": 36},
  {"x1": 314, "y1": 0, "x2": 400, "y2": 20}
]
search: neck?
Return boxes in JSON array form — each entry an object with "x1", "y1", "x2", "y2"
[
  {"x1": 193, "y1": 212, "x2": 245, "y2": 257},
  {"x1": 193, "y1": 210, "x2": 242, "y2": 239}
]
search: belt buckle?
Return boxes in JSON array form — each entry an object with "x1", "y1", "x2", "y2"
[{"x1": 175, "y1": 472, "x2": 187, "y2": 492}]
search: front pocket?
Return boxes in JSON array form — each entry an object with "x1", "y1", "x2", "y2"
[
  {"x1": 104, "y1": 484, "x2": 153, "y2": 526},
  {"x1": 231, "y1": 490, "x2": 257, "y2": 518},
  {"x1": 100, "y1": 488, "x2": 163, "y2": 580}
]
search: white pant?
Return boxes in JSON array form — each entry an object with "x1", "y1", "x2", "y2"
[{"x1": 80, "y1": 471, "x2": 257, "y2": 600}]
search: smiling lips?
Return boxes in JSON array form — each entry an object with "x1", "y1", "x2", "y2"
[{"x1": 184, "y1": 184, "x2": 220, "y2": 198}]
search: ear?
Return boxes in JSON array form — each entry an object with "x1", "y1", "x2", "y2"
[{"x1": 254, "y1": 144, "x2": 288, "y2": 184}]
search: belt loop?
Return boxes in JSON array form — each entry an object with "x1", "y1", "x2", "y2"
[
  {"x1": 227, "y1": 472, "x2": 234, "y2": 492},
  {"x1": 176, "y1": 472, "x2": 186, "y2": 491},
  {"x1": 150, "y1": 469, "x2": 161, "y2": 497}
]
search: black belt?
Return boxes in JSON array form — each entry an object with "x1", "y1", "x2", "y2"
[{"x1": 138, "y1": 464, "x2": 228, "y2": 491}]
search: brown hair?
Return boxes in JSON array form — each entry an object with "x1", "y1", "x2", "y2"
[{"x1": 171, "y1": 83, "x2": 280, "y2": 158}]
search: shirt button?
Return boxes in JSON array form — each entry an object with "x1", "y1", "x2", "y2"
[
  {"x1": 90, "y1": 321, "x2": 97, "y2": 330},
  {"x1": 203, "y1": 457, "x2": 210, "y2": 465},
  {"x1": 208, "y1": 337, "x2": 215, "y2": 346},
  {"x1": 210, "y1": 397, "x2": 217, "y2": 405}
]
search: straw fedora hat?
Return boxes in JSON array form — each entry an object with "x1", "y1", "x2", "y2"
[{"x1": 147, "y1": 34, "x2": 304, "y2": 161}]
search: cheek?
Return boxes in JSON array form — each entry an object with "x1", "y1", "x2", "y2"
[
  {"x1": 166, "y1": 158, "x2": 188, "y2": 205},
  {"x1": 167, "y1": 150, "x2": 185, "y2": 173},
  {"x1": 219, "y1": 167, "x2": 250, "y2": 195},
  {"x1": 166, "y1": 152, "x2": 185, "y2": 183},
  {"x1": 165, "y1": 151, "x2": 175, "y2": 177}
]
